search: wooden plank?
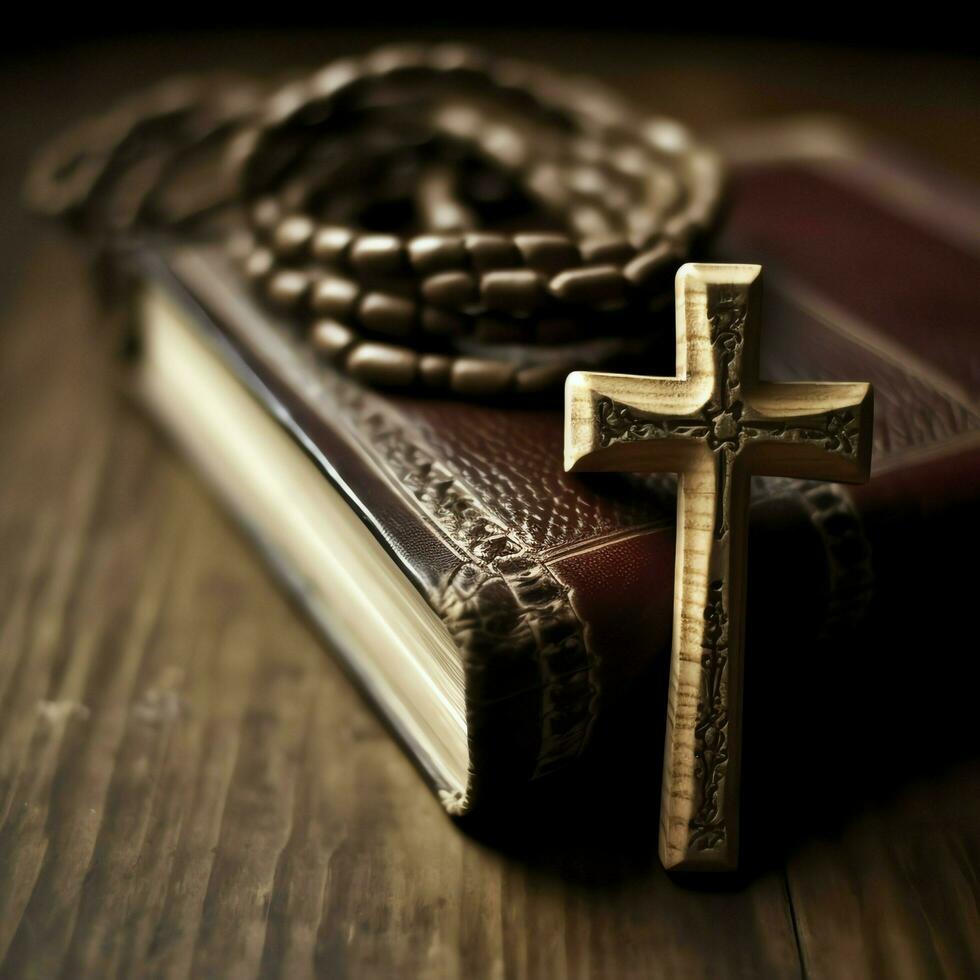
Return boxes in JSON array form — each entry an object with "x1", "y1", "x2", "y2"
[{"x1": 788, "y1": 779, "x2": 980, "y2": 980}]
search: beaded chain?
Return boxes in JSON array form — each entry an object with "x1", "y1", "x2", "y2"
[{"x1": 27, "y1": 43, "x2": 725, "y2": 397}]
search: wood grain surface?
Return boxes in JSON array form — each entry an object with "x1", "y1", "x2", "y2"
[{"x1": 0, "y1": 31, "x2": 977, "y2": 979}]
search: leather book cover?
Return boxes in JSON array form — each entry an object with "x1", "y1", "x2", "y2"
[{"x1": 130, "y1": 120, "x2": 980, "y2": 813}]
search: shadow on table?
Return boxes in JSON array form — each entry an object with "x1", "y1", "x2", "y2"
[{"x1": 464, "y1": 480, "x2": 980, "y2": 890}]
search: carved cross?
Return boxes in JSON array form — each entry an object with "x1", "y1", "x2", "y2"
[{"x1": 564, "y1": 264, "x2": 873, "y2": 871}]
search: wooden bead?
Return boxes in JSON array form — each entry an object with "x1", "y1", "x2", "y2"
[
  {"x1": 549, "y1": 265, "x2": 627, "y2": 309},
  {"x1": 514, "y1": 234, "x2": 579, "y2": 275},
  {"x1": 480, "y1": 124, "x2": 526, "y2": 169},
  {"x1": 514, "y1": 362, "x2": 570, "y2": 392},
  {"x1": 567, "y1": 164, "x2": 607, "y2": 196},
  {"x1": 266, "y1": 270, "x2": 309, "y2": 308},
  {"x1": 345, "y1": 343, "x2": 417, "y2": 386},
  {"x1": 429, "y1": 42, "x2": 488, "y2": 74},
  {"x1": 272, "y1": 215, "x2": 315, "y2": 257},
  {"x1": 481, "y1": 270, "x2": 545, "y2": 315},
  {"x1": 580, "y1": 235, "x2": 635, "y2": 264},
  {"x1": 422, "y1": 271, "x2": 478, "y2": 309},
  {"x1": 364, "y1": 43, "x2": 429, "y2": 78},
  {"x1": 264, "y1": 82, "x2": 309, "y2": 126},
  {"x1": 349, "y1": 235, "x2": 405, "y2": 278},
  {"x1": 450, "y1": 358, "x2": 515, "y2": 396},
  {"x1": 311, "y1": 225, "x2": 354, "y2": 264},
  {"x1": 465, "y1": 233, "x2": 520, "y2": 271},
  {"x1": 310, "y1": 320, "x2": 356, "y2": 359},
  {"x1": 418, "y1": 354, "x2": 453, "y2": 387},
  {"x1": 251, "y1": 197, "x2": 281, "y2": 232},
  {"x1": 358, "y1": 293, "x2": 417, "y2": 336},
  {"x1": 310, "y1": 276, "x2": 359, "y2": 318},
  {"x1": 243, "y1": 247, "x2": 274, "y2": 283},
  {"x1": 226, "y1": 127, "x2": 259, "y2": 177},
  {"x1": 407, "y1": 235, "x2": 466, "y2": 274},
  {"x1": 308, "y1": 58, "x2": 359, "y2": 99},
  {"x1": 570, "y1": 205, "x2": 610, "y2": 238},
  {"x1": 623, "y1": 242, "x2": 678, "y2": 289}
]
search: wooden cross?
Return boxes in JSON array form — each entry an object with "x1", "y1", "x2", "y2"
[{"x1": 564, "y1": 264, "x2": 873, "y2": 871}]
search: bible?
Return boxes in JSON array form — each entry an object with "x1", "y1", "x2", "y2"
[{"x1": 126, "y1": 121, "x2": 979, "y2": 815}]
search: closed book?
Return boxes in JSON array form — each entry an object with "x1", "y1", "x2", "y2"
[{"x1": 125, "y1": 120, "x2": 980, "y2": 815}]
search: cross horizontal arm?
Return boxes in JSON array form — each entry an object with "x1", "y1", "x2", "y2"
[
  {"x1": 564, "y1": 371, "x2": 713, "y2": 473},
  {"x1": 742, "y1": 380, "x2": 874, "y2": 483}
]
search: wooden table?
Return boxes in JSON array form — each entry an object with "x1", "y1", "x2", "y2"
[{"x1": 1, "y1": 31, "x2": 977, "y2": 979}]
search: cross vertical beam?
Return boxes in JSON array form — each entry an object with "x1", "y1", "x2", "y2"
[{"x1": 564, "y1": 264, "x2": 873, "y2": 871}]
